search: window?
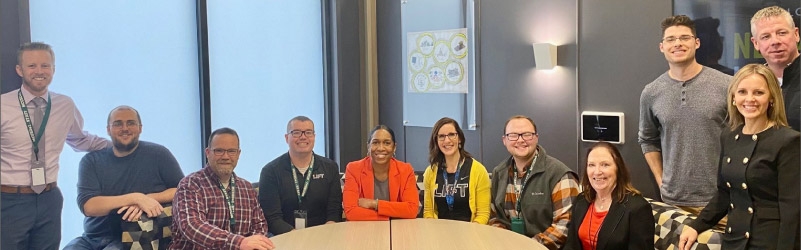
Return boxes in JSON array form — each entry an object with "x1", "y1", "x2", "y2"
[
  {"x1": 28, "y1": 1, "x2": 328, "y2": 246},
  {"x1": 29, "y1": 1, "x2": 200, "y2": 246},
  {"x1": 206, "y1": 1, "x2": 326, "y2": 180}
]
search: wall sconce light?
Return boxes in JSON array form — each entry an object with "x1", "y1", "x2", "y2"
[{"x1": 532, "y1": 43, "x2": 557, "y2": 70}]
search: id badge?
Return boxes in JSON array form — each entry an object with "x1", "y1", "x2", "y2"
[
  {"x1": 511, "y1": 217, "x2": 525, "y2": 235},
  {"x1": 31, "y1": 163, "x2": 46, "y2": 186},
  {"x1": 294, "y1": 210, "x2": 307, "y2": 229}
]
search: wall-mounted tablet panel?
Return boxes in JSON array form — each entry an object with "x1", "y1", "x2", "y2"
[{"x1": 581, "y1": 111, "x2": 624, "y2": 144}]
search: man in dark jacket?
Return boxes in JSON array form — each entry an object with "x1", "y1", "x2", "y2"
[
  {"x1": 259, "y1": 116, "x2": 342, "y2": 235},
  {"x1": 751, "y1": 6, "x2": 800, "y2": 131}
]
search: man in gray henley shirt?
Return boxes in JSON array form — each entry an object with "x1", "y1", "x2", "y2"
[{"x1": 638, "y1": 15, "x2": 731, "y2": 216}]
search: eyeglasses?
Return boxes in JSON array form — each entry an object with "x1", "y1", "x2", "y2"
[
  {"x1": 289, "y1": 130, "x2": 315, "y2": 138},
  {"x1": 437, "y1": 132, "x2": 458, "y2": 141},
  {"x1": 662, "y1": 35, "x2": 695, "y2": 44},
  {"x1": 110, "y1": 120, "x2": 139, "y2": 128},
  {"x1": 211, "y1": 148, "x2": 240, "y2": 156},
  {"x1": 504, "y1": 132, "x2": 537, "y2": 141}
]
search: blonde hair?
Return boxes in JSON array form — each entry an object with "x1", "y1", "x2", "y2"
[
  {"x1": 750, "y1": 6, "x2": 795, "y2": 35},
  {"x1": 726, "y1": 64, "x2": 788, "y2": 130},
  {"x1": 18, "y1": 42, "x2": 55, "y2": 65}
]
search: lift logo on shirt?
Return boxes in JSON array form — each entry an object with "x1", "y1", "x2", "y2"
[
  {"x1": 434, "y1": 183, "x2": 469, "y2": 198},
  {"x1": 313, "y1": 173, "x2": 325, "y2": 179}
]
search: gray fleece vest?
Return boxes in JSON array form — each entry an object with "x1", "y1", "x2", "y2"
[{"x1": 491, "y1": 146, "x2": 575, "y2": 237}]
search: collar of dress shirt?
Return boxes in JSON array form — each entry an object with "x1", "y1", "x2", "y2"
[{"x1": 19, "y1": 87, "x2": 49, "y2": 104}]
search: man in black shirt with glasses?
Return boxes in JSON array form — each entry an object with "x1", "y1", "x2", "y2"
[{"x1": 259, "y1": 116, "x2": 342, "y2": 235}]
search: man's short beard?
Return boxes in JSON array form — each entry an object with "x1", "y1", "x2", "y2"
[
  {"x1": 213, "y1": 168, "x2": 233, "y2": 177},
  {"x1": 22, "y1": 79, "x2": 47, "y2": 93},
  {"x1": 113, "y1": 138, "x2": 139, "y2": 153},
  {"x1": 211, "y1": 164, "x2": 235, "y2": 181}
]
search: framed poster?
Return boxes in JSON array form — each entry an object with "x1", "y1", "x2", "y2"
[{"x1": 401, "y1": 0, "x2": 478, "y2": 129}]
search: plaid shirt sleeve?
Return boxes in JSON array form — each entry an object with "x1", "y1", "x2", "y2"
[
  {"x1": 534, "y1": 173, "x2": 579, "y2": 250},
  {"x1": 488, "y1": 167, "x2": 515, "y2": 229},
  {"x1": 488, "y1": 208, "x2": 508, "y2": 229},
  {"x1": 244, "y1": 182, "x2": 269, "y2": 236},
  {"x1": 172, "y1": 175, "x2": 245, "y2": 250}
]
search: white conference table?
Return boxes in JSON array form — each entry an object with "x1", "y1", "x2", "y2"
[
  {"x1": 269, "y1": 220, "x2": 390, "y2": 250},
  {"x1": 391, "y1": 219, "x2": 548, "y2": 250},
  {"x1": 270, "y1": 219, "x2": 547, "y2": 250}
]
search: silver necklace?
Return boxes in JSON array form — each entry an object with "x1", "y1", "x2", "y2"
[{"x1": 596, "y1": 197, "x2": 610, "y2": 210}]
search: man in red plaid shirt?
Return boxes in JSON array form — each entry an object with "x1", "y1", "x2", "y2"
[{"x1": 170, "y1": 127, "x2": 275, "y2": 250}]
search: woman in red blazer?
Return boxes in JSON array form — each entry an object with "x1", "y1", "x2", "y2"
[{"x1": 343, "y1": 125, "x2": 419, "y2": 221}]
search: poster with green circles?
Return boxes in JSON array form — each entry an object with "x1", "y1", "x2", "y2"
[{"x1": 407, "y1": 28, "x2": 468, "y2": 93}]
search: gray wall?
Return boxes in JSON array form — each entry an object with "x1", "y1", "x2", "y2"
[
  {"x1": 1, "y1": 0, "x2": 28, "y2": 94},
  {"x1": 578, "y1": 1, "x2": 672, "y2": 199},
  {"x1": 378, "y1": 0, "x2": 579, "y2": 172},
  {"x1": 375, "y1": 0, "x2": 407, "y2": 162},
  {"x1": 477, "y1": 0, "x2": 578, "y2": 170},
  {"x1": 378, "y1": 0, "x2": 671, "y2": 199},
  {"x1": 331, "y1": 0, "x2": 367, "y2": 167}
]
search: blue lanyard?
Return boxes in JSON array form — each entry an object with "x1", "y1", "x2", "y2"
[
  {"x1": 442, "y1": 158, "x2": 465, "y2": 210},
  {"x1": 17, "y1": 90, "x2": 51, "y2": 161},
  {"x1": 217, "y1": 176, "x2": 236, "y2": 229},
  {"x1": 291, "y1": 157, "x2": 315, "y2": 205}
]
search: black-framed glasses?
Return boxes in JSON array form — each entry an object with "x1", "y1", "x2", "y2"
[
  {"x1": 211, "y1": 148, "x2": 240, "y2": 156},
  {"x1": 289, "y1": 130, "x2": 315, "y2": 138},
  {"x1": 437, "y1": 132, "x2": 458, "y2": 141},
  {"x1": 662, "y1": 35, "x2": 695, "y2": 44},
  {"x1": 110, "y1": 120, "x2": 139, "y2": 128},
  {"x1": 504, "y1": 132, "x2": 537, "y2": 141}
]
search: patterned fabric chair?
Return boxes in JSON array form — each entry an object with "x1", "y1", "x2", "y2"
[
  {"x1": 121, "y1": 204, "x2": 173, "y2": 250},
  {"x1": 648, "y1": 198, "x2": 722, "y2": 250}
]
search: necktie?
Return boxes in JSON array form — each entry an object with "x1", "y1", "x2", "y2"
[{"x1": 31, "y1": 97, "x2": 47, "y2": 194}]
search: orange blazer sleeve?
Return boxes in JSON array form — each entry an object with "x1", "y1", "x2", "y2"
[{"x1": 343, "y1": 157, "x2": 387, "y2": 221}]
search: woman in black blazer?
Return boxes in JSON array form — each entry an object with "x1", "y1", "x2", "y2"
[
  {"x1": 679, "y1": 64, "x2": 800, "y2": 250},
  {"x1": 564, "y1": 142, "x2": 654, "y2": 250}
]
